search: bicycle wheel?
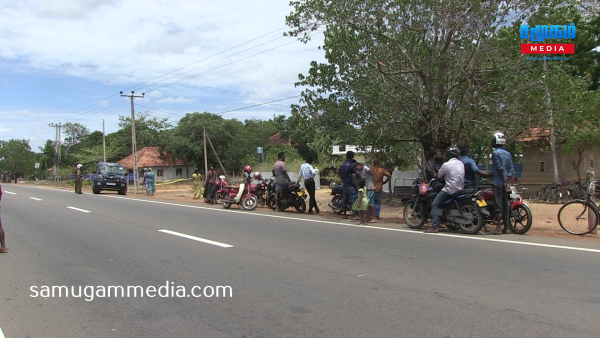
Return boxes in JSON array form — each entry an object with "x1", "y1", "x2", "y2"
[{"x1": 558, "y1": 201, "x2": 599, "y2": 235}]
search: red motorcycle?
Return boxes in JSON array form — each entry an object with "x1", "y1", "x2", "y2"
[
  {"x1": 476, "y1": 182, "x2": 532, "y2": 234},
  {"x1": 248, "y1": 172, "x2": 269, "y2": 207},
  {"x1": 216, "y1": 166, "x2": 259, "y2": 210}
]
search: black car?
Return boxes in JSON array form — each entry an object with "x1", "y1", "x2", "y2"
[{"x1": 93, "y1": 162, "x2": 128, "y2": 195}]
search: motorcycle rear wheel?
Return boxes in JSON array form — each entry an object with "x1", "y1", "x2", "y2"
[
  {"x1": 295, "y1": 199, "x2": 307, "y2": 213},
  {"x1": 509, "y1": 204, "x2": 532, "y2": 234},
  {"x1": 457, "y1": 203, "x2": 484, "y2": 234},
  {"x1": 241, "y1": 195, "x2": 258, "y2": 211},
  {"x1": 403, "y1": 202, "x2": 426, "y2": 229}
]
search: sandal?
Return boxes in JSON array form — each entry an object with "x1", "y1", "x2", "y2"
[{"x1": 424, "y1": 228, "x2": 439, "y2": 233}]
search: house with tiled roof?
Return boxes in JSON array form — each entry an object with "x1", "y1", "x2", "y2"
[
  {"x1": 118, "y1": 147, "x2": 193, "y2": 180},
  {"x1": 519, "y1": 128, "x2": 598, "y2": 190}
]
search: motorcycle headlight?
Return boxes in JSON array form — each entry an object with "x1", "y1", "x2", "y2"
[{"x1": 97, "y1": 175, "x2": 103, "y2": 180}]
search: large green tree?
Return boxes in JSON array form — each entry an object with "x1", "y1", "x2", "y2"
[
  {"x1": 0, "y1": 139, "x2": 36, "y2": 178},
  {"x1": 285, "y1": 0, "x2": 599, "y2": 164}
]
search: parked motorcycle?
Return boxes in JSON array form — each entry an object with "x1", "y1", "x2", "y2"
[
  {"x1": 328, "y1": 182, "x2": 347, "y2": 214},
  {"x1": 477, "y1": 182, "x2": 532, "y2": 234},
  {"x1": 217, "y1": 169, "x2": 258, "y2": 210},
  {"x1": 248, "y1": 172, "x2": 269, "y2": 207},
  {"x1": 403, "y1": 173, "x2": 487, "y2": 234},
  {"x1": 266, "y1": 180, "x2": 308, "y2": 213}
]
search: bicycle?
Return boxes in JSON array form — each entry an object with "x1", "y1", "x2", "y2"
[{"x1": 557, "y1": 181, "x2": 599, "y2": 235}]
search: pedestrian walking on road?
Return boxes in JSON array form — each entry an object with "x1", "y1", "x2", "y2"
[
  {"x1": 298, "y1": 156, "x2": 319, "y2": 214},
  {"x1": 0, "y1": 181, "x2": 7, "y2": 253}
]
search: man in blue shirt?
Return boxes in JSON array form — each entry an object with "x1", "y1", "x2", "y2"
[
  {"x1": 488, "y1": 132, "x2": 515, "y2": 235},
  {"x1": 338, "y1": 151, "x2": 359, "y2": 219},
  {"x1": 459, "y1": 147, "x2": 492, "y2": 189}
]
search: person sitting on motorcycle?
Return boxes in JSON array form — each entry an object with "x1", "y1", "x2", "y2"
[
  {"x1": 424, "y1": 146, "x2": 465, "y2": 233},
  {"x1": 459, "y1": 147, "x2": 492, "y2": 190},
  {"x1": 273, "y1": 152, "x2": 293, "y2": 212}
]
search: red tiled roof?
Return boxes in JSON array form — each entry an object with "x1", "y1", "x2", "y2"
[
  {"x1": 519, "y1": 128, "x2": 550, "y2": 142},
  {"x1": 267, "y1": 133, "x2": 291, "y2": 147},
  {"x1": 118, "y1": 147, "x2": 188, "y2": 168}
]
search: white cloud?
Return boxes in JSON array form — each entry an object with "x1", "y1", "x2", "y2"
[
  {"x1": 0, "y1": 0, "x2": 325, "y2": 150},
  {"x1": 157, "y1": 96, "x2": 194, "y2": 104},
  {"x1": 146, "y1": 90, "x2": 163, "y2": 99}
]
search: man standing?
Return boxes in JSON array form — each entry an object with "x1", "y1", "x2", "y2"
[
  {"x1": 425, "y1": 148, "x2": 443, "y2": 182},
  {"x1": 339, "y1": 151, "x2": 359, "y2": 219},
  {"x1": 369, "y1": 159, "x2": 391, "y2": 220},
  {"x1": 298, "y1": 156, "x2": 319, "y2": 214},
  {"x1": 425, "y1": 146, "x2": 465, "y2": 233},
  {"x1": 0, "y1": 180, "x2": 7, "y2": 253},
  {"x1": 488, "y1": 132, "x2": 515, "y2": 235},
  {"x1": 274, "y1": 152, "x2": 293, "y2": 212},
  {"x1": 459, "y1": 147, "x2": 492, "y2": 189},
  {"x1": 74, "y1": 164, "x2": 84, "y2": 194},
  {"x1": 204, "y1": 165, "x2": 217, "y2": 204}
]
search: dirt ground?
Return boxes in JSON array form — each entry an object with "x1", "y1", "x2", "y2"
[{"x1": 36, "y1": 181, "x2": 600, "y2": 242}]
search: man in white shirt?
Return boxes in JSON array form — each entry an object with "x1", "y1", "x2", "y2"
[
  {"x1": 355, "y1": 162, "x2": 376, "y2": 222},
  {"x1": 425, "y1": 146, "x2": 465, "y2": 233},
  {"x1": 298, "y1": 156, "x2": 319, "y2": 214}
]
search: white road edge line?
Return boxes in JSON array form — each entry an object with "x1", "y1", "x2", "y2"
[
  {"x1": 158, "y1": 229, "x2": 233, "y2": 248},
  {"x1": 98, "y1": 194, "x2": 600, "y2": 254},
  {"x1": 3, "y1": 191, "x2": 16, "y2": 195},
  {"x1": 67, "y1": 206, "x2": 91, "y2": 213},
  {"x1": 0, "y1": 322, "x2": 6, "y2": 338},
  {"x1": 29, "y1": 197, "x2": 42, "y2": 201}
]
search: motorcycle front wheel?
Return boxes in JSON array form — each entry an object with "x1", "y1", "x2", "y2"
[
  {"x1": 509, "y1": 204, "x2": 532, "y2": 234},
  {"x1": 295, "y1": 198, "x2": 307, "y2": 213},
  {"x1": 331, "y1": 195, "x2": 343, "y2": 214},
  {"x1": 403, "y1": 202, "x2": 426, "y2": 229},
  {"x1": 457, "y1": 203, "x2": 484, "y2": 234},
  {"x1": 267, "y1": 195, "x2": 276, "y2": 210},
  {"x1": 241, "y1": 195, "x2": 258, "y2": 211}
]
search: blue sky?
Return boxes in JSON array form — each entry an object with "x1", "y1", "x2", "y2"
[{"x1": 0, "y1": 0, "x2": 325, "y2": 151}]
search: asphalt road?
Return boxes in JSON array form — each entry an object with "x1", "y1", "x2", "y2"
[{"x1": 1, "y1": 184, "x2": 599, "y2": 338}]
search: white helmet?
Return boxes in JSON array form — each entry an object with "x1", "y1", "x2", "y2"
[
  {"x1": 77, "y1": 164, "x2": 83, "y2": 168},
  {"x1": 491, "y1": 132, "x2": 506, "y2": 148}
]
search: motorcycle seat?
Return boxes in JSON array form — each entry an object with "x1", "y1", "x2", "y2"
[{"x1": 452, "y1": 188, "x2": 477, "y2": 199}]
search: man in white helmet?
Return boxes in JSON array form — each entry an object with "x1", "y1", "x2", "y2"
[
  {"x1": 74, "y1": 164, "x2": 84, "y2": 194},
  {"x1": 488, "y1": 132, "x2": 515, "y2": 234}
]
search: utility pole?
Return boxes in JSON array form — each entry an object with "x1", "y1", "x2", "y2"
[
  {"x1": 203, "y1": 126, "x2": 208, "y2": 179},
  {"x1": 102, "y1": 119, "x2": 106, "y2": 162},
  {"x1": 49, "y1": 123, "x2": 62, "y2": 184},
  {"x1": 120, "y1": 91, "x2": 145, "y2": 194}
]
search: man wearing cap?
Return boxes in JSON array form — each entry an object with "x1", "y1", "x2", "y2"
[{"x1": 74, "y1": 164, "x2": 84, "y2": 194}]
